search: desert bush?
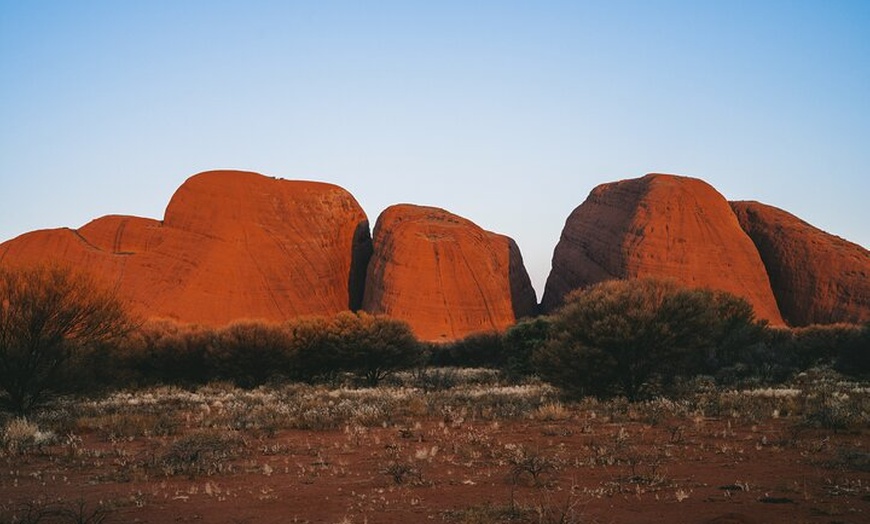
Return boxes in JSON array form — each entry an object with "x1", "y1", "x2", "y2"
[
  {"x1": 429, "y1": 384, "x2": 559, "y2": 420},
  {"x1": 287, "y1": 312, "x2": 422, "y2": 386},
  {"x1": 533, "y1": 402, "x2": 570, "y2": 421},
  {"x1": 836, "y1": 323, "x2": 870, "y2": 376},
  {"x1": 794, "y1": 367, "x2": 870, "y2": 429},
  {"x1": 283, "y1": 316, "x2": 333, "y2": 382},
  {"x1": 0, "y1": 265, "x2": 131, "y2": 414},
  {"x1": 326, "y1": 312, "x2": 421, "y2": 386},
  {"x1": 77, "y1": 411, "x2": 178, "y2": 440},
  {"x1": 503, "y1": 317, "x2": 551, "y2": 379},
  {"x1": 2, "y1": 417, "x2": 55, "y2": 453},
  {"x1": 160, "y1": 430, "x2": 245, "y2": 477},
  {"x1": 534, "y1": 278, "x2": 765, "y2": 400},
  {"x1": 210, "y1": 321, "x2": 294, "y2": 387},
  {"x1": 429, "y1": 331, "x2": 505, "y2": 368},
  {"x1": 789, "y1": 324, "x2": 865, "y2": 370},
  {"x1": 407, "y1": 366, "x2": 461, "y2": 391},
  {"x1": 381, "y1": 459, "x2": 423, "y2": 485},
  {"x1": 711, "y1": 327, "x2": 794, "y2": 387},
  {"x1": 1, "y1": 498, "x2": 111, "y2": 524},
  {"x1": 506, "y1": 444, "x2": 561, "y2": 486},
  {"x1": 122, "y1": 320, "x2": 218, "y2": 387}
]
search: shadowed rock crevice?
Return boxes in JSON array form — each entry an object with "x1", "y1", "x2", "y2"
[
  {"x1": 347, "y1": 220, "x2": 373, "y2": 311},
  {"x1": 507, "y1": 237, "x2": 539, "y2": 320}
]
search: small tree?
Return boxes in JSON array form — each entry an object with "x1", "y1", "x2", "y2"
[
  {"x1": 0, "y1": 265, "x2": 130, "y2": 413},
  {"x1": 327, "y1": 311, "x2": 420, "y2": 387},
  {"x1": 534, "y1": 278, "x2": 765, "y2": 400}
]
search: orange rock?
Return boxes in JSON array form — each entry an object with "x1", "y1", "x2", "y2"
[
  {"x1": 362, "y1": 204, "x2": 537, "y2": 341},
  {"x1": 732, "y1": 201, "x2": 870, "y2": 326},
  {"x1": 542, "y1": 174, "x2": 784, "y2": 324},
  {"x1": 0, "y1": 170, "x2": 372, "y2": 325}
]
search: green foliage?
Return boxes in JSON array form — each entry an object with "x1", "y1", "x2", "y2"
[
  {"x1": 0, "y1": 266, "x2": 130, "y2": 414},
  {"x1": 322, "y1": 311, "x2": 421, "y2": 386},
  {"x1": 116, "y1": 313, "x2": 421, "y2": 388},
  {"x1": 283, "y1": 316, "x2": 333, "y2": 382},
  {"x1": 750, "y1": 323, "x2": 870, "y2": 381},
  {"x1": 503, "y1": 317, "x2": 551, "y2": 379},
  {"x1": 122, "y1": 321, "x2": 217, "y2": 387},
  {"x1": 534, "y1": 278, "x2": 766, "y2": 400},
  {"x1": 789, "y1": 323, "x2": 866, "y2": 371},
  {"x1": 428, "y1": 331, "x2": 505, "y2": 368},
  {"x1": 211, "y1": 321, "x2": 294, "y2": 387},
  {"x1": 835, "y1": 322, "x2": 870, "y2": 376}
]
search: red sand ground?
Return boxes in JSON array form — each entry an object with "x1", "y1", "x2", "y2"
[{"x1": 2, "y1": 415, "x2": 867, "y2": 523}]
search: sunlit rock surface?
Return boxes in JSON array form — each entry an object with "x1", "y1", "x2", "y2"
[
  {"x1": 362, "y1": 204, "x2": 537, "y2": 340},
  {"x1": 732, "y1": 200, "x2": 870, "y2": 326},
  {"x1": 0, "y1": 170, "x2": 372, "y2": 325},
  {"x1": 542, "y1": 173, "x2": 784, "y2": 325}
]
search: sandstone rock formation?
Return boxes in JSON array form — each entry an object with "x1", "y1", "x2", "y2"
[
  {"x1": 362, "y1": 204, "x2": 537, "y2": 340},
  {"x1": 0, "y1": 170, "x2": 372, "y2": 325},
  {"x1": 542, "y1": 173, "x2": 784, "y2": 324},
  {"x1": 731, "y1": 201, "x2": 870, "y2": 326}
]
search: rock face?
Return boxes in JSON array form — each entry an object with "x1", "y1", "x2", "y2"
[
  {"x1": 731, "y1": 201, "x2": 870, "y2": 326},
  {"x1": 362, "y1": 204, "x2": 537, "y2": 341},
  {"x1": 542, "y1": 173, "x2": 784, "y2": 324},
  {"x1": 0, "y1": 170, "x2": 372, "y2": 325}
]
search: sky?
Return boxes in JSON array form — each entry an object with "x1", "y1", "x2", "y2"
[{"x1": 1, "y1": 1, "x2": 868, "y2": 299}]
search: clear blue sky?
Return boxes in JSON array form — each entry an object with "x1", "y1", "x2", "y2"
[{"x1": 2, "y1": 1, "x2": 868, "y2": 298}]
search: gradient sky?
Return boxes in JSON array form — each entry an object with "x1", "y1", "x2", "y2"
[{"x1": 2, "y1": 1, "x2": 868, "y2": 298}]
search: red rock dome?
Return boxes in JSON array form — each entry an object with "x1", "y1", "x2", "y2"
[
  {"x1": 542, "y1": 174, "x2": 783, "y2": 324},
  {"x1": 732, "y1": 200, "x2": 870, "y2": 326},
  {"x1": 0, "y1": 170, "x2": 372, "y2": 325},
  {"x1": 362, "y1": 204, "x2": 537, "y2": 340}
]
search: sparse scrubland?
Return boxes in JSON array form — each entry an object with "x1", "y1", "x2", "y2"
[{"x1": 0, "y1": 268, "x2": 868, "y2": 522}]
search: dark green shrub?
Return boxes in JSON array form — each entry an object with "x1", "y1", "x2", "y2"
[
  {"x1": 123, "y1": 320, "x2": 218, "y2": 387},
  {"x1": 790, "y1": 324, "x2": 865, "y2": 371},
  {"x1": 285, "y1": 316, "x2": 333, "y2": 382},
  {"x1": 211, "y1": 321, "x2": 293, "y2": 387},
  {"x1": 287, "y1": 312, "x2": 421, "y2": 386},
  {"x1": 503, "y1": 317, "x2": 551, "y2": 379},
  {"x1": 534, "y1": 278, "x2": 765, "y2": 400},
  {"x1": 324, "y1": 311, "x2": 421, "y2": 386},
  {"x1": 428, "y1": 331, "x2": 505, "y2": 368},
  {"x1": 834, "y1": 322, "x2": 870, "y2": 377}
]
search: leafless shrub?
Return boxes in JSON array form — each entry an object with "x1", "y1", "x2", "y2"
[
  {"x1": 0, "y1": 498, "x2": 111, "y2": 524},
  {"x1": 381, "y1": 460, "x2": 422, "y2": 485},
  {"x1": 160, "y1": 431, "x2": 245, "y2": 477},
  {"x1": 506, "y1": 445, "x2": 561, "y2": 487}
]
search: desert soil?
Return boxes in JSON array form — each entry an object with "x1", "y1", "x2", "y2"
[{"x1": 2, "y1": 413, "x2": 868, "y2": 523}]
